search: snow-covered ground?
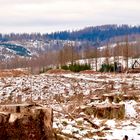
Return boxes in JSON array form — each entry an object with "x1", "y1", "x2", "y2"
[
  {"x1": 0, "y1": 72, "x2": 140, "y2": 139},
  {"x1": 78, "y1": 56, "x2": 140, "y2": 71}
]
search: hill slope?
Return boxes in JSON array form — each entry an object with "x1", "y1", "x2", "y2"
[{"x1": 0, "y1": 43, "x2": 31, "y2": 58}]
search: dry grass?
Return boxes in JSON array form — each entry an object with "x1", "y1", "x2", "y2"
[
  {"x1": 79, "y1": 70, "x2": 99, "y2": 74},
  {"x1": 0, "y1": 69, "x2": 30, "y2": 77},
  {"x1": 47, "y1": 69, "x2": 73, "y2": 74}
]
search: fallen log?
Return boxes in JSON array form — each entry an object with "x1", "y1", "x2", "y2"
[
  {"x1": 83, "y1": 117, "x2": 100, "y2": 129},
  {"x1": 54, "y1": 129, "x2": 80, "y2": 140}
]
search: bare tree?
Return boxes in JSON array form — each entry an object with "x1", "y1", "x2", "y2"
[
  {"x1": 93, "y1": 47, "x2": 98, "y2": 71},
  {"x1": 123, "y1": 36, "x2": 129, "y2": 69},
  {"x1": 104, "y1": 43, "x2": 110, "y2": 65}
]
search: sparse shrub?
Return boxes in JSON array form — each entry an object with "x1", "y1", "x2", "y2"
[
  {"x1": 62, "y1": 121, "x2": 68, "y2": 126},
  {"x1": 61, "y1": 63, "x2": 91, "y2": 72},
  {"x1": 76, "y1": 120, "x2": 83, "y2": 126},
  {"x1": 99, "y1": 63, "x2": 115, "y2": 72},
  {"x1": 61, "y1": 65, "x2": 69, "y2": 70}
]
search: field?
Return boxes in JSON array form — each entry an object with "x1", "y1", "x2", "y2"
[{"x1": 0, "y1": 69, "x2": 140, "y2": 139}]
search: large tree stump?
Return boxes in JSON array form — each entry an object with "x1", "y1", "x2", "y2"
[
  {"x1": 0, "y1": 104, "x2": 53, "y2": 140},
  {"x1": 83, "y1": 103, "x2": 125, "y2": 119},
  {"x1": 93, "y1": 104, "x2": 125, "y2": 119}
]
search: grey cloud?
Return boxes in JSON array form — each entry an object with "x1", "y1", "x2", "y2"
[{"x1": 0, "y1": 0, "x2": 139, "y2": 33}]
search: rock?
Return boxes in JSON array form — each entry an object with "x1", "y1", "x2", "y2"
[{"x1": 123, "y1": 135, "x2": 128, "y2": 140}]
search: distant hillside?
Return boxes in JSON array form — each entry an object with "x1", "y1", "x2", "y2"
[
  {"x1": 46, "y1": 24, "x2": 140, "y2": 42},
  {"x1": 0, "y1": 43, "x2": 31, "y2": 57},
  {"x1": 0, "y1": 25, "x2": 140, "y2": 44},
  {"x1": 0, "y1": 24, "x2": 140, "y2": 60}
]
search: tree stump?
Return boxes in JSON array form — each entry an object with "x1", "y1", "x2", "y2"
[
  {"x1": 83, "y1": 103, "x2": 125, "y2": 119},
  {"x1": 0, "y1": 104, "x2": 53, "y2": 140}
]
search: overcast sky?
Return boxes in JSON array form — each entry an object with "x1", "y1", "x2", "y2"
[{"x1": 0, "y1": 0, "x2": 139, "y2": 33}]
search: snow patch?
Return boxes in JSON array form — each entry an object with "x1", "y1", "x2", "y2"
[{"x1": 125, "y1": 100, "x2": 137, "y2": 118}]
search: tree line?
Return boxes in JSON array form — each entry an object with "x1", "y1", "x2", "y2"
[
  {"x1": 0, "y1": 36, "x2": 140, "y2": 73},
  {"x1": 0, "y1": 25, "x2": 140, "y2": 44}
]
